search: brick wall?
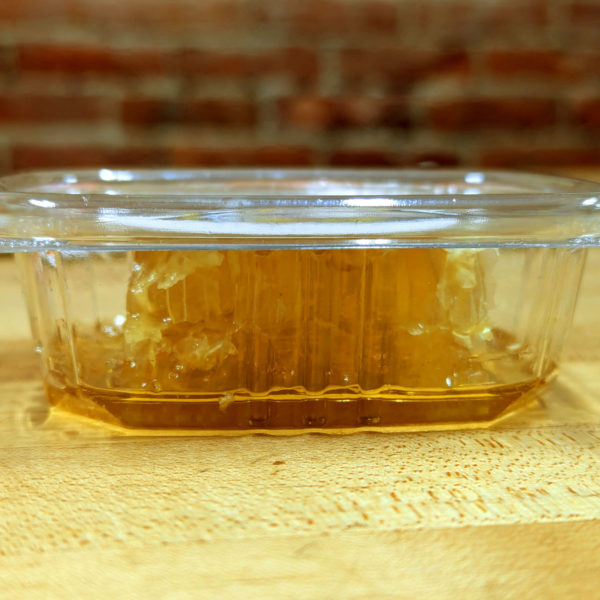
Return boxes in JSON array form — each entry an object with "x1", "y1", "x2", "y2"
[{"x1": 0, "y1": 0, "x2": 599, "y2": 172}]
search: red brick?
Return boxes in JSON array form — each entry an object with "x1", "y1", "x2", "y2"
[
  {"x1": 407, "y1": 151, "x2": 460, "y2": 167},
  {"x1": 0, "y1": 95, "x2": 111, "y2": 122},
  {"x1": 328, "y1": 149, "x2": 399, "y2": 167},
  {"x1": 246, "y1": 0, "x2": 283, "y2": 26},
  {"x1": 478, "y1": 0, "x2": 548, "y2": 27},
  {"x1": 0, "y1": 0, "x2": 72, "y2": 21},
  {"x1": 0, "y1": 0, "x2": 58, "y2": 20},
  {"x1": 279, "y1": 98, "x2": 333, "y2": 130},
  {"x1": 338, "y1": 97, "x2": 407, "y2": 128},
  {"x1": 178, "y1": 51, "x2": 248, "y2": 77},
  {"x1": 0, "y1": 45, "x2": 14, "y2": 72},
  {"x1": 328, "y1": 148, "x2": 460, "y2": 168},
  {"x1": 287, "y1": 0, "x2": 354, "y2": 35},
  {"x1": 18, "y1": 44, "x2": 169, "y2": 74},
  {"x1": 427, "y1": 1, "x2": 548, "y2": 49},
  {"x1": 279, "y1": 97, "x2": 409, "y2": 130},
  {"x1": 429, "y1": 98, "x2": 557, "y2": 130},
  {"x1": 341, "y1": 49, "x2": 469, "y2": 91},
  {"x1": 571, "y1": 3, "x2": 600, "y2": 22},
  {"x1": 248, "y1": 146, "x2": 315, "y2": 166},
  {"x1": 480, "y1": 147, "x2": 600, "y2": 167},
  {"x1": 396, "y1": 2, "x2": 431, "y2": 32},
  {"x1": 573, "y1": 99, "x2": 600, "y2": 128},
  {"x1": 260, "y1": 48, "x2": 318, "y2": 87},
  {"x1": 180, "y1": 99, "x2": 257, "y2": 127},
  {"x1": 122, "y1": 99, "x2": 171, "y2": 125},
  {"x1": 486, "y1": 51, "x2": 564, "y2": 77},
  {"x1": 178, "y1": 48, "x2": 318, "y2": 87},
  {"x1": 170, "y1": 146, "x2": 314, "y2": 167},
  {"x1": 255, "y1": 0, "x2": 399, "y2": 36},
  {"x1": 356, "y1": 2, "x2": 398, "y2": 35},
  {"x1": 0, "y1": 0, "x2": 242, "y2": 29},
  {"x1": 11, "y1": 145, "x2": 167, "y2": 170},
  {"x1": 165, "y1": 148, "x2": 233, "y2": 167},
  {"x1": 564, "y1": 54, "x2": 600, "y2": 79},
  {"x1": 105, "y1": 1, "x2": 242, "y2": 29},
  {"x1": 122, "y1": 99, "x2": 257, "y2": 127},
  {"x1": 283, "y1": 0, "x2": 399, "y2": 36}
]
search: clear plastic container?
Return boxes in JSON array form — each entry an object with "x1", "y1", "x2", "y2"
[{"x1": 1, "y1": 169, "x2": 599, "y2": 433}]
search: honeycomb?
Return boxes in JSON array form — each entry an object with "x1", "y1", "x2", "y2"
[{"x1": 108, "y1": 248, "x2": 497, "y2": 394}]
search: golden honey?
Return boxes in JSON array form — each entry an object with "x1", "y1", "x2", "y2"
[{"x1": 43, "y1": 248, "x2": 547, "y2": 431}]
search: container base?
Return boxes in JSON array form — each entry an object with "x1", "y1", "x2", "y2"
[{"x1": 44, "y1": 377, "x2": 546, "y2": 434}]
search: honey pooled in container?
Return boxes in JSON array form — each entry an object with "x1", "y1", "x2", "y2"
[{"x1": 46, "y1": 247, "x2": 545, "y2": 431}]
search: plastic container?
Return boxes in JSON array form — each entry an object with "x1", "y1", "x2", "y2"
[{"x1": 1, "y1": 168, "x2": 599, "y2": 433}]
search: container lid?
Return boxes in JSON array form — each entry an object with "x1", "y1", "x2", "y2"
[{"x1": 1, "y1": 168, "x2": 599, "y2": 251}]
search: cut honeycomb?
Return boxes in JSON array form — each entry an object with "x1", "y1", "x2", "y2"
[{"x1": 107, "y1": 248, "x2": 497, "y2": 393}]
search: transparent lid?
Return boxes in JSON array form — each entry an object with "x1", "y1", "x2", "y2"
[{"x1": 0, "y1": 168, "x2": 599, "y2": 251}]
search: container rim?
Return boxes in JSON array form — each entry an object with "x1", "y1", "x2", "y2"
[
  {"x1": 1, "y1": 167, "x2": 599, "y2": 199},
  {"x1": 1, "y1": 168, "x2": 600, "y2": 251}
]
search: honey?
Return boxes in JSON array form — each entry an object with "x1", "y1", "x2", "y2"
[{"x1": 43, "y1": 248, "x2": 546, "y2": 432}]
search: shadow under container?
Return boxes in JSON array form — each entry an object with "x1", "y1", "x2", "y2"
[{"x1": 1, "y1": 169, "x2": 599, "y2": 433}]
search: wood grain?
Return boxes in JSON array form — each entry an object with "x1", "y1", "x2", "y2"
[
  {"x1": 1, "y1": 521, "x2": 599, "y2": 600},
  {"x1": 1, "y1": 169, "x2": 600, "y2": 598}
]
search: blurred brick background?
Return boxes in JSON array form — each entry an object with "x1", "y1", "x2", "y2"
[{"x1": 0, "y1": 0, "x2": 599, "y2": 172}]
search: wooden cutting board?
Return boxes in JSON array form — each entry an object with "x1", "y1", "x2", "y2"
[{"x1": 1, "y1": 169, "x2": 600, "y2": 599}]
